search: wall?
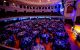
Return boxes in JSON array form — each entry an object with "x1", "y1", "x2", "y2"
[
  {"x1": 64, "y1": 0, "x2": 76, "y2": 22},
  {"x1": 77, "y1": 0, "x2": 80, "y2": 16}
]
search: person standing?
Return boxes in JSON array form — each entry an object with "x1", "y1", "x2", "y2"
[{"x1": 31, "y1": 38, "x2": 45, "y2": 50}]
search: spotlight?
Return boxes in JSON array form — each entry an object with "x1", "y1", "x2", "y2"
[
  {"x1": 74, "y1": 25, "x2": 80, "y2": 33},
  {"x1": 72, "y1": 25, "x2": 80, "y2": 42}
]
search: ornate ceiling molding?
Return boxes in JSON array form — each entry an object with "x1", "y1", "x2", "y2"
[{"x1": 13, "y1": 0, "x2": 60, "y2": 5}]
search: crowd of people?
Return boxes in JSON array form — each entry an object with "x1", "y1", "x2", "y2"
[{"x1": 0, "y1": 18, "x2": 71, "y2": 50}]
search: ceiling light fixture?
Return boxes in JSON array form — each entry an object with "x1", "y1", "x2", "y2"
[
  {"x1": 39, "y1": 0, "x2": 41, "y2": 2},
  {"x1": 4, "y1": 0, "x2": 6, "y2": 3},
  {"x1": 48, "y1": 0, "x2": 50, "y2": 2}
]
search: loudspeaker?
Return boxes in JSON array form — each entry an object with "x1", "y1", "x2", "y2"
[
  {"x1": 65, "y1": 19, "x2": 74, "y2": 26},
  {"x1": 75, "y1": 16, "x2": 80, "y2": 24}
]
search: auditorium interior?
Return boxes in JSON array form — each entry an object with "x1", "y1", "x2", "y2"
[{"x1": 0, "y1": 0, "x2": 80, "y2": 50}]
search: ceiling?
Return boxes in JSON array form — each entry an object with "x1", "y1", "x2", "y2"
[{"x1": 12, "y1": 0, "x2": 61, "y2": 5}]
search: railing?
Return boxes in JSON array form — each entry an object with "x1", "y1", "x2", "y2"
[{"x1": 0, "y1": 44, "x2": 21, "y2": 50}]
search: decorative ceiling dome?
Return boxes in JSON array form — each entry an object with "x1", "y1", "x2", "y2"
[{"x1": 13, "y1": 0, "x2": 60, "y2": 5}]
